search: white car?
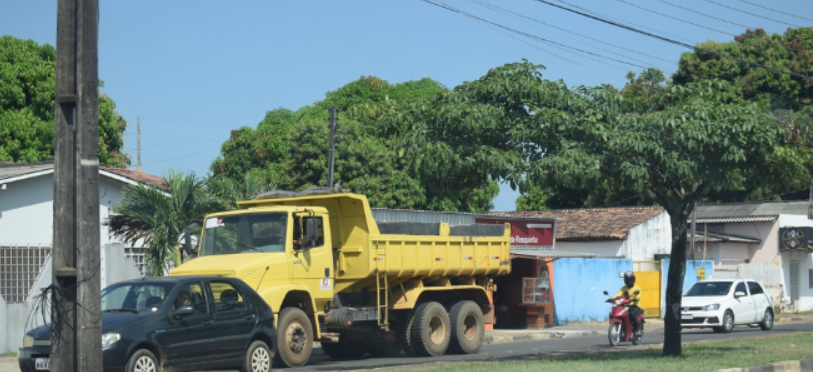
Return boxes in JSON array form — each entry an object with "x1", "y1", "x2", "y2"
[{"x1": 680, "y1": 279, "x2": 774, "y2": 333}]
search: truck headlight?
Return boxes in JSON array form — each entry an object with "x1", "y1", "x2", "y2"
[
  {"x1": 702, "y1": 304, "x2": 720, "y2": 311},
  {"x1": 22, "y1": 335, "x2": 34, "y2": 348},
  {"x1": 101, "y1": 333, "x2": 120, "y2": 349}
]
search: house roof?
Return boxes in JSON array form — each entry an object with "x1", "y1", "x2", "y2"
[
  {"x1": 692, "y1": 201, "x2": 809, "y2": 224},
  {"x1": 0, "y1": 162, "x2": 165, "y2": 190},
  {"x1": 491, "y1": 206, "x2": 664, "y2": 241},
  {"x1": 687, "y1": 231, "x2": 761, "y2": 244}
]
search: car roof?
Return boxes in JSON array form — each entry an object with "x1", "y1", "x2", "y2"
[
  {"x1": 697, "y1": 278, "x2": 758, "y2": 283},
  {"x1": 111, "y1": 275, "x2": 238, "y2": 286}
]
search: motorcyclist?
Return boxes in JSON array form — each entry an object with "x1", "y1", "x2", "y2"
[{"x1": 614, "y1": 270, "x2": 643, "y2": 336}]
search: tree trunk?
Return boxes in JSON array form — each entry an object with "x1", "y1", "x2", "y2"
[{"x1": 663, "y1": 206, "x2": 690, "y2": 356}]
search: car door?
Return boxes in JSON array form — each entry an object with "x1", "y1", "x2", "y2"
[
  {"x1": 747, "y1": 281, "x2": 770, "y2": 321},
  {"x1": 732, "y1": 281, "x2": 756, "y2": 324},
  {"x1": 209, "y1": 280, "x2": 257, "y2": 361},
  {"x1": 155, "y1": 281, "x2": 217, "y2": 367}
]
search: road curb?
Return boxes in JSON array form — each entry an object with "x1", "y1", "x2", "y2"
[
  {"x1": 708, "y1": 358, "x2": 813, "y2": 372},
  {"x1": 483, "y1": 330, "x2": 601, "y2": 345},
  {"x1": 776, "y1": 317, "x2": 805, "y2": 322}
]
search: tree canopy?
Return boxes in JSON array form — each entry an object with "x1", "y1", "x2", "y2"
[
  {"x1": 374, "y1": 60, "x2": 806, "y2": 355},
  {"x1": 210, "y1": 76, "x2": 498, "y2": 212},
  {"x1": 0, "y1": 35, "x2": 129, "y2": 166}
]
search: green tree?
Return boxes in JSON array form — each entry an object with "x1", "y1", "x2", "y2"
[
  {"x1": 377, "y1": 61, "x2": 806, "y2": 355},
  {"x1": 110, "y1": 172, "x2": 220, "y2": 276},
  {"x1": 210, "y1": 76, "x2": 497, "y2": 211},
  {"x1": 0, "y1": 35, "x2": 128, "y2": 165}
]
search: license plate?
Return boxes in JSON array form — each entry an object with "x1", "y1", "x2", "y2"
[
  {"x1": 35, "y1": 358, "x2": 50, "y2": 370},
  {"x1": 681, "y1": 313, "x2": 693, "y2": 320}
]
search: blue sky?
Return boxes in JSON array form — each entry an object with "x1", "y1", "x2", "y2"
[{"x1": 1, "y1": 1, "x2": 810, "y2": 211}]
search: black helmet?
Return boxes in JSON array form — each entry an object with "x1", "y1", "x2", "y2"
[{"x1": 623, "y1": 270, "x2": 636, "y2": 287}]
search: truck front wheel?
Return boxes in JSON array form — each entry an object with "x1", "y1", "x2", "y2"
[
  {"x1": 410, "y1": 301, "x2": 451, "y2": 356},
  {"x1": 275, "y1": 307, "x2": 313, "y2": 368},
  {"x1": 448, "y1": 300, "x2": 485, "y2": 354}
]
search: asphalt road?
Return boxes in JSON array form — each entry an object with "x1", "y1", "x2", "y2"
[{"x1": 292, "y1": 321, "x2": 813, "y2": 371}]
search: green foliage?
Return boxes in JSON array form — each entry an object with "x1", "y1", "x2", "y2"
[
  {"x1": 516, "y1": 184, "x2": 550, "y2": 211},
  {"x1": 111, "y1": 172, "x2": 221, "y2": 276},
  {"x1": 210, "y1": 76, "x2": 496, "y2": 211},
  {"x1": 0, "y1": 35, "x2": 128, "y2": 165}
]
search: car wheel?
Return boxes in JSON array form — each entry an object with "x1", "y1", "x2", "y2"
[
  {"x1": 447, "y1": 300, "x2": 485, "y2": 354},
  {"x1": 274, "y1": 307, "x2": 313, "y2": 368},
  {"x1": 126, "y1": 349, "x2": 159, "y2": 372},
  {"x1": 607, "y1": 323, "x2": 621, "y2": 347},
  {"x1": 241, "y1": 340, "x2": 272, "y2": 372},
  {"x1": 720, "y1": 310, "x2": 734, "y2": 333},
  {"x1": 759, "y1": 309, "x2": 773, "y2": 331},
  {"x1": 410, "y1": 301, "x2": 451, "y2": 356}
]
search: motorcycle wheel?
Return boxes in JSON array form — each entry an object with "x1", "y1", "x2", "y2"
[{"x1": 607, "y1": 323, "x2": 621, "y2": 347}]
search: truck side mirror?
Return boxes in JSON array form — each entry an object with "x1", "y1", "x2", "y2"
[
  {"x1": 302, "y1": 218, "x2": 319, "y2": 249},
  {"x1": 183, "y1": 223, "x2": 200, "y2": 256}
]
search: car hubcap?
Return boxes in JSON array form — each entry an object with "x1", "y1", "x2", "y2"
[
  {"x1": 286, "y1": 322, "x2": 307, "y2": 354},
  {"x1": 134, "y1": 356, "x2": 156, "y2": 372},
  {"x1": 251, "y1": 347, "x2": 270, "y2": 372},
  {"x1": 765, "y1": 312, "x2": 772, "y2": 327},
  {"x1": 725, "y1": 314, "x2": 733, "y2": 330}
]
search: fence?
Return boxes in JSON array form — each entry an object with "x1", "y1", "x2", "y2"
[
  {"x1": 124, "y1": 247, "x2": 147, "y2": 276},
  {"x1": 713, "y1": 262, "x2": 782, "y2": 300},
  {"x1": 0, "y1": 245, "x2": 52, "y2": 303}
]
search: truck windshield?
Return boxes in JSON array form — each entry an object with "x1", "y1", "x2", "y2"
[{"x1": 201, "y1": 212, "x2": 287, "y2": 256}]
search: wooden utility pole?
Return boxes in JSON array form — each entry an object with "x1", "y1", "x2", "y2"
[
  {"x1": 327, "y1": 106, "x2": 337, "y2": 188},
  {"x1": 53, "y1": 0, "x2": 102, "y2": 371},
  {"x1": 137, "y1": 116, "x2": 142, "y2": 170}
]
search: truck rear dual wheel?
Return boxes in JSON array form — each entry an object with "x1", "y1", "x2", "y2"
[
  {"x1": 448, "y1": 300, "x2": 485, "y2": 354},
  {"x1": 410, "y1": 301, "x2": 452, "y2": 356},
  {"x1": 274, "y1": 307, "x2": 313, "y2": 368}
]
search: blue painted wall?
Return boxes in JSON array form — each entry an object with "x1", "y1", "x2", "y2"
[
  {"x1": 660, "y1": 259, "x2": 714, "y2": 317},
  {"x1": 552, "y1": 258, "x2": 632, "y2": 325}
]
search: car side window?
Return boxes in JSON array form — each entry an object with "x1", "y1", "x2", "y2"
[
  {"x1": 211, "y1": 281, "x2": 247, "y2": 312},
  {"x1": 174, "y1": 282, "x2": 209, "y2": 314},
  {"x1": 735, "y1": 282, "x2": 748, "y2": 295},
  {"x1": 747, "y1": 282, "x2": 763, "y2": 295}
]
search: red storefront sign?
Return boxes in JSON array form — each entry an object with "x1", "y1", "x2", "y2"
[{"x1": 475, "y1": 218, "x2": 556, "y2": 249}]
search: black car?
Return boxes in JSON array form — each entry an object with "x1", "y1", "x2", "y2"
[{"x1": 19, "y1": 276, "x2": 276, "y2": 372}]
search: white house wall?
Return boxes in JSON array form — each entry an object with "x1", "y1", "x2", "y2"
[
  {"x1": 778, "y1": 215, "x2": 813, "y2": 311},
  {"x1": 556, "y1": 240, "x2": 624, "y2": 257},
  {"x1": 0, "y1": 173, "x2": 142, "y2": 248},
  {"x1": 624, "y1": 211, "x2": 671, "y2": 260}
]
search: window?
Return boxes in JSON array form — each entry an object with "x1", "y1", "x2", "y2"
[
  {"x1": 211, "y1": 281, "x2": 247, "y2": 312},
  {"x1": 174, "y1": 282, "x2": 209, "y2": 314},
  {"x1": 685, "y1": 282, "x2": 732, "y2": 296},
  {"x1": 809, "y1": 269, "x2": 812, "y2": 289},
  {"x1": 735, "y1": 282, "x2": 748, "y2": 295},
  {"x1": 293, "y1": 216, "x2": 325, "y2": 248},
  {"x1": 747, "y1": 281, "x2": 763, "y2": 295},
  {"x1": 201, "y1": 213, "x2": 288, "y2": 256},
  {"x1": 101, "y1": 283, "x2": 174, "y2": 313}
]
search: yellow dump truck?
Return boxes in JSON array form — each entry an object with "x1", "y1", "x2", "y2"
[{"x1": 170, "y1": 191, "x2": 510, "y2": 367}]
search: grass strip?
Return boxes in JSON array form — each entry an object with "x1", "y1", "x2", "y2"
[{"x1": 429, "y1": 332, "x2": 813, "y2": 372}]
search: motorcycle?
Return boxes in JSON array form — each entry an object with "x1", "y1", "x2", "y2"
[{"x1": 603, "y1": 290, "x2": 643, "y2": 346}]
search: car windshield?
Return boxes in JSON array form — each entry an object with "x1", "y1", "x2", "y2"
[
  {"x1": 685, "y1": 282, "x2": 733, "y2": 297},
  {"x1": 101, "y1": 282, "x2": 175, "y2": 313},
  {"x1": 200, "y1": 212, "x2": 287, "y2": 256}
]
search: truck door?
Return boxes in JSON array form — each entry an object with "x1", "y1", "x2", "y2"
[{"x1": 290, "y1": 215, "x2": 334, "y2": 306}]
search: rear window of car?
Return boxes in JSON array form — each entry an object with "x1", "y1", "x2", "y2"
[
  {"x1": 685, "y1": 282, "x2": 733, "y2": 296},
  {"x1": 747, "y1": 281, "x2": 764, "y2": 295}
]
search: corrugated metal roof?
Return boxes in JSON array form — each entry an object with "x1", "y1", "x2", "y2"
[
  {"x1": 692, "y1": 201, "x2": 808, "y2": 223},
  {"x1": 371, "y1": 208, "x2": 556, "y2": 225},
  {"x1": 687, "y1": 231, "x2": 761, "y2": 244},
  {"x1": 511, "y1": 249, "x2": 599, "y2": 259},
  {"x1": 0, "y1": 162, "x2": 53, "y2": 181}
]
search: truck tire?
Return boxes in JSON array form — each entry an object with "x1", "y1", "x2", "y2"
[
  {"x1": 448, "y1": 300, "x2": 485, "y2": 354},
  {"x1": 274, "y1": 307, "x2": 313, "y2": 368},
  {"x1": 398, "y1": 311, "x2": 419, "y2": 356},
  {"x1": 410, "y1": 301, "x2": 451, "y2": 356}
]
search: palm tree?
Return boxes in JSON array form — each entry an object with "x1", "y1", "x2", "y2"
[{"x1": 110, "y1": 171, "x2": 219, "y2": 276}]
